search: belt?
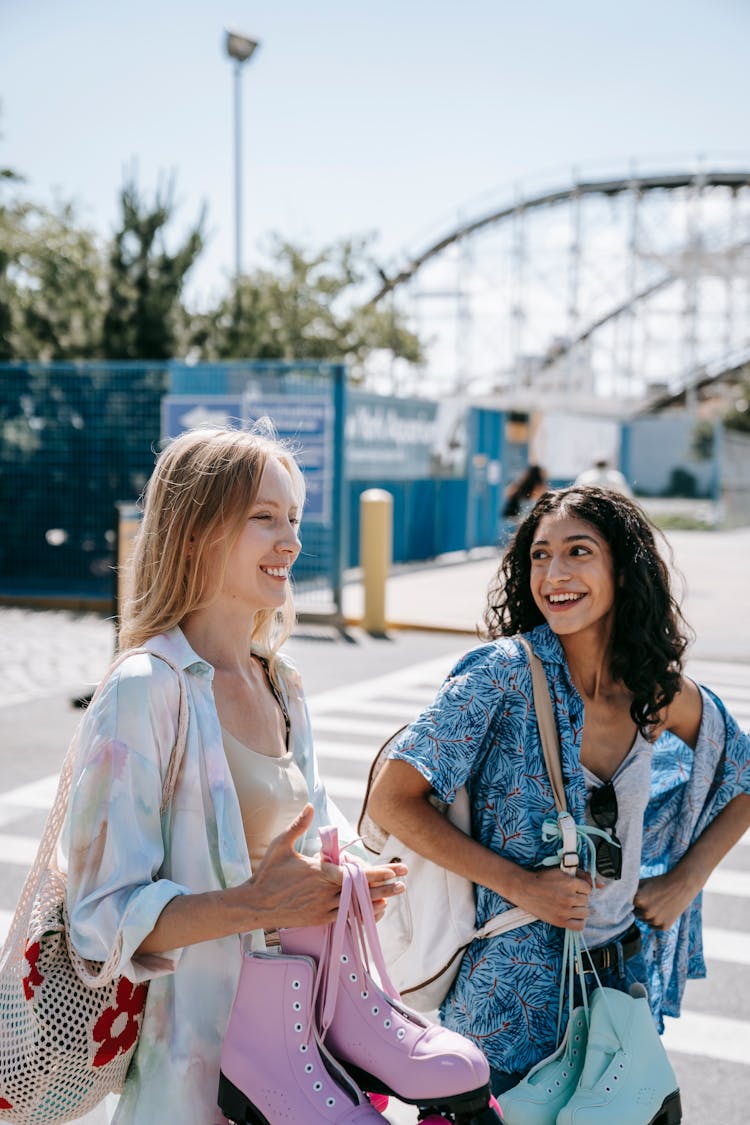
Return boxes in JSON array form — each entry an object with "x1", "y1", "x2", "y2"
[{"x1": 576, "y1": 923, "x2": 642, "y2": 975}]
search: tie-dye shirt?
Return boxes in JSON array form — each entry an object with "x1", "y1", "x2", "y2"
[
  {"x1": 389, "y1": 623, "x2": 750, "y2": 1074},
  {"x1": 63, "y1": 627, "x2": 350, "y2": 1125}
]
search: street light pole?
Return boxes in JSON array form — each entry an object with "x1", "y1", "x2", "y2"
[{"x1": 224, "y1": 30, "x2": 260, "y2": 283}]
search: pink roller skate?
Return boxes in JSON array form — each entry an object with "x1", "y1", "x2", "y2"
[
  {"x1": 218, "y1": 949, "x2": 385, "y2": 1123},
  {"x1": 280, "y1": 828, "x2": 502, "y2": 1124}
]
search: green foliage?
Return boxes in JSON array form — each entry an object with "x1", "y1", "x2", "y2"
[
  {"x1": 0, "y1": 165, "x2": 422, "y2": 374},
  {"x1": 102, "y1": 177, "x2": 205, "y2": 360},
  {"x1": 690, "y1": 419, "x2": 715, "y2": 461},
  {"x1": 188, "y1": 236, "x2": 423, "y2": 373},
  {"x1": 723, "y1": 378, "x2": 750, "y2": 433}
]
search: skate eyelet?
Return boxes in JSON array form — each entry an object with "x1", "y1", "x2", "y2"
[
  {"x1": 294, "y1": 1022, "x2": 303, "y2": 1032},
  {"x1": 326, "y1": 1098, "x2": 336, "y2": 1107},
  {"x1": 372, "y1": 1006, "x2": 379, "y2": 1015},
  {"x1": 349, "y1": 973, "x2": 358, "y2": 982},
  {"x1": 314, "y1": 1081, "x2": 323, "y2": 1091},
  {"x1": 396, "y1": 1029, "x2": 405, "y2": 1040},
  {"x1": 292, "y1": 980, "x2": 301, "y2": 989},
  {"x1": 384, "y1": 1019, "x2": 391, "y2": 1028},
  {"x1": 300, "y1": 1044, "x2": 308, "y2": 1052},
  {"x1": 341, "y1": 954, "x2": 349, "y2": 962},
  {"x1": 361, "y1": 990, "x2": 369, "y2": 999},
  {"x1": 293, "y1": 1001, "x2": 302, "y2": 1011},
  {"x1": 305, "y1": 1064, "x2": 314, "y2": 1074}
]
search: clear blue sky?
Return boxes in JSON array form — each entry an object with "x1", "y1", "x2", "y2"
[{"x1": 1, "y1": 0, "x2": 748, "y2": 309}]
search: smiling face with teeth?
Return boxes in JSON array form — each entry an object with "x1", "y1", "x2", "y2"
[
  {"x1": 216, "y1": 455, "x2": 302, "y2": 617},
  {"x1": 529, "y1": 513, "x2": 617, "y2": 642}
]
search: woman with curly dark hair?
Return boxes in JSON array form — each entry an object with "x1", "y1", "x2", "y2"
[{"x1": 368, "y1": 485, "x2": 750, "y2": 1101}]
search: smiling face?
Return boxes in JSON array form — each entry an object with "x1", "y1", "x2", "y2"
[
  {"x1": 216, "y1": 455, "x2": 302, "y2": 617},
  {"x1": 529, "y1": 512, "x2": 618, "y2": 641}
]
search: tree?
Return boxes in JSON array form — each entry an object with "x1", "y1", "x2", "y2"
[
  {"x1": 102, "y1": 176, "x2": 205, "y2": 360},
  {"x1": 0, "y1": 172, "x2": 104, "y2": 361},
  {"x1": 723, "y1": 378, "x2": 750, "y2": 434},
  {"x1": 12, "y1": 201, "x2": 105, "y2": 360},
  {"x1": 189, "y1": 235, "x2": 423, "y2": 376}
]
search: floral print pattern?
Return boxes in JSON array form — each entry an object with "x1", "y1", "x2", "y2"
[
  {"x1": 92, "y1": 978, "x2": 148, "y2": 1068},
  {"x1": 390, "y1": 624, "x2": 750, "y2": 1073},
  {"x1": 22, "y1": 940, "x2": 43, "y2": 1001}
]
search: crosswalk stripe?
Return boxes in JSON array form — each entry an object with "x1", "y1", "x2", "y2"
[
  {"x1": 705, "y1": 869, "x2": 750, "y2": 898},
  {"x1": 323, "y1": 777, "x2": 369, "y2": 800},
  {"x1": 0, "y1": 908, "x2": 12, "y2": 942},
  {"x1": 317, "y1": 741, "x2": 379, "y2": 765},
  {"x1": 662, "y1": 1010, "x2": 750, "y2": 1065},
  {"x1": 0, "y1": 833, "x2": 39, "y2": 865},
  {"x1": 0, "y1": 774, "x2": 59, "y2": 809},
  {"x1": 703, "y1": 927, "x2": 750, "y2": 966},
  {"x1": 311, "y1": 715, "x2": 401, "y2": 738}
]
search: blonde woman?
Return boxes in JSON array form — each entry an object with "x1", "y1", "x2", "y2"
[{"x1": 63, "y1": 426, "x2": 405, "y2": 1124}]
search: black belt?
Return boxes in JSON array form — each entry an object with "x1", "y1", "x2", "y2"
[{"x1": 576, "y1": 923, "x2": 642, "y2": 975}]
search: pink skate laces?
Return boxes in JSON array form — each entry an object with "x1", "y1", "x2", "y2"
[{"x1": 311, "y1": 828, "x2": 401, "y2": 1042}]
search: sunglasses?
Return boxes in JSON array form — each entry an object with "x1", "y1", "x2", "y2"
[{"x1": 589, "y1": 780, "x2": 623, "y2": 880}]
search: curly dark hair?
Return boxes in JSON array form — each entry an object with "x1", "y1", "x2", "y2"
[{"x1": 482, "y1": 486, "x2": 693, "y2": 735}]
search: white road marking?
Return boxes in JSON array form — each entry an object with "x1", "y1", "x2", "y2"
[
  {"x1": 702, "y1": 927, "x2": 750, "y2": 966},
  {"x1": 662, "y1": 1010, "x2": 750, "y2": 1066},
  {"x1": 705, "y1": 869, "x2": 750, "y2": 899}
]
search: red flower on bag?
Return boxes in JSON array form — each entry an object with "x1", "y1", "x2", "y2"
[
  {"x1": 91, "y1": 977, "x2": 148, "y2": 1067},
  {"x1": 22, "y1": 940, "x2": 44, "y2": 1000}
]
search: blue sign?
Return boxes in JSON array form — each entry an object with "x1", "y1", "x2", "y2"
[
  {"x1": 161, "y1": 393, "x2": 333, "y2": 524},
  {"x1": 244, "y1": 395, "x2": 332, "y2": 523},
  {"x1": 161, "y1": 396, "x2": 244, "y2": 439}
]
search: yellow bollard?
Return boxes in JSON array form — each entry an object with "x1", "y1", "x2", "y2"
[{"x1": 360, "y1": 489, "x2": 393, "y2": 635}]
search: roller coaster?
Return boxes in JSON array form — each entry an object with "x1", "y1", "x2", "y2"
[{"x1": 369, "y1": 166, "x2": 750, "y2": 407}]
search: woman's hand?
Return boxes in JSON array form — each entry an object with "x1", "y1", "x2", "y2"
[
  {"x1": 242, "y1": 805, "x2": 344, "y2": 928},
  {"x1": 363, "y1": 860, "x2": 408, "y2": 923},
  {"x1": 634, "y1": 870, "x2": 697, "y2": 931},
  {"x1": 507, "y1": 866, "x2": 594, "y2": 930},
  {"x1": 243, "y1": 807, "x2": 407, "y2": 929}
]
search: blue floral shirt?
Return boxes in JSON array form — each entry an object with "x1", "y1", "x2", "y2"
[{"x1": 389, "y1": 624, "x2": 750, "y2": 1074}]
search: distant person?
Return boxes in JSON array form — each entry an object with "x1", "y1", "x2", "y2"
[
  {"x1": 576, "y1": 455, "x2": 632, "y2": 496},
  {"x1": 502, "y1": 463, "x2": 548, "y2": 521}
]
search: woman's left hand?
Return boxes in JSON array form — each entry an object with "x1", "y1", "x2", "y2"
[
  {"x1": 364, "y1": 861, "x2": 408, "y2": 923},
  {"x1": 634, "y1": 869, "x2": 697, "y2": 931}
]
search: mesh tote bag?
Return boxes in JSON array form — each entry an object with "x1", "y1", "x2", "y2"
[{"x1": 0, "y1": 650, "x2": 188, "y2": 1125}]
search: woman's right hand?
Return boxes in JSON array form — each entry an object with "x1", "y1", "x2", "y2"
[
  {"x1": 506, "y1": 865, "x2": 594, "y2": 930},
  {"x1": 240, "y1": 804, "x2": 344, "y2": 929}
]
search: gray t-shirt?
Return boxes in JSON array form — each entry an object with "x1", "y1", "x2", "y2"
[{"x1": 582, "y1": 730, "x2": 654, "y2": 947}]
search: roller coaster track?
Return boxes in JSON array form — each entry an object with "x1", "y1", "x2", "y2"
[{"x1": 370, "y1": 170, "x2": 750, "y2": 304}]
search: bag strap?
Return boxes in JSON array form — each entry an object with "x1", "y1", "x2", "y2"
[
  {"x1": 516, "y1": 636, "x2": 566, "y2": 813},
  {"x1": 472, "y1": 635, "x2": 576, "y2": 943},
  {"x1": 2, "y1": 648, "x2": 189, "y2": 983}
]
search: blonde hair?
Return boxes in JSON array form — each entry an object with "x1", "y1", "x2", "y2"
[{"x1": 118, "y1": 426, "x2": 305, "y2": 663}]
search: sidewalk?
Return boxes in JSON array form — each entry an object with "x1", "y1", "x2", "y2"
[{"x1": 343, "y1": 527, "x2": 750, "y2": 663}]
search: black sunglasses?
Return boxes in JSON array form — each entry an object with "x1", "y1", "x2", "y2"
[{"x1": 589, "y1": 780, "x2": 623, "y2": 880}]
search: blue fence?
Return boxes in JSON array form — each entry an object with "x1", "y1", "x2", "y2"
[{"x1": 1, "y1": 363, "x2": 516, "y2": 606}]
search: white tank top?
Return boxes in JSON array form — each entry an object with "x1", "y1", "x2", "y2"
[
  {"x1": 222, "y1": 728, "x2": 309, "y2": 868},
  {"x1": 582, "y1": 729, "x2": 654, "y2": 948}
]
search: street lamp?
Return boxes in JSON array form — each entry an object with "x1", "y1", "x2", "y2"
[{"x1": 224, "y1": 29, "x2": 260, "y2": 282}]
